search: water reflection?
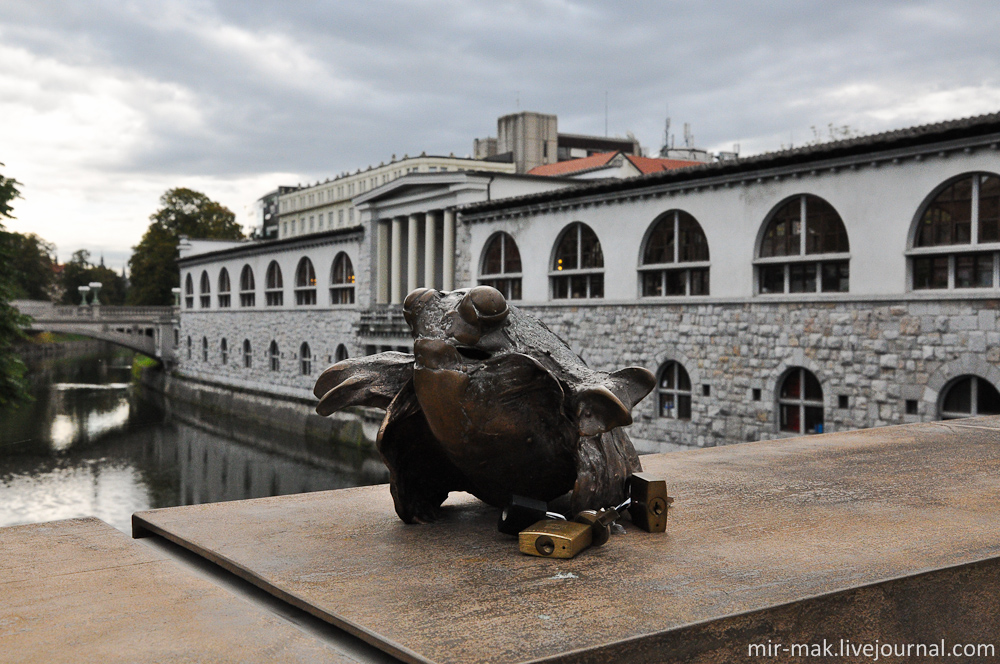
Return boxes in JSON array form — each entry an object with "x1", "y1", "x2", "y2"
[{"x1": 0, "y1": 344, "x2": 387, "y2": 532}]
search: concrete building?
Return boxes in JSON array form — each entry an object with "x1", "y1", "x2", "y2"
[
  {"x1": 474, "y1": 111, "x2": 644, "y2": 173},
  {"x1": 177, "y1": 111, "x2": 1000, "y2": 453}
]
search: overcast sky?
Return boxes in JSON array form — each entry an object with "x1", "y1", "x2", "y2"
[{"x1": 2, "y1": 1, "x2": 999, "y2": 269}]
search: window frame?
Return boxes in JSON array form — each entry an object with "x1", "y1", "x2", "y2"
[
  {"x1": 269, "y1": 340, "x2": 280, "y2": 371},
  {"x1": 754, "y1": 195, "x2": 851, "y2": 295},
  {"x1": 199, "y1": 271, "x2": 211, "y2": 308},
  {"x1": 549, "y1": 222, "x2": 604, "y2": 300},
  {"x1": 299, "y1": 342, "x2": 312, "y2": 376},
  {"x1": 330, "y1": 252, "x2": 356, "y2": 305},
  {"x1": 479, "y1": 232, "x2": 523, "y2": 301},
  {"x1": 265, "y1": 261, "x2": 284, "y2": 306},
  {"x1": 656, "y1": 360, "x2": 693, "y2": 420},
  {"x1": 294, "y1": 257, "x2": 317, "y2": 306},
  {"x1": 242, "y1": 339, "x2": 252, "y2": 368},
  {"x1": 184, "y1": 274, "x2": 194, "y2": 309},
  {"x1": 639, "y1": 210, "x2": 711, "y2": 298},
  {"x1": 939, "y1": 374, "x2": 1000, "y2": 419},
  {"x1": 777, "y1": 367, "x2": 825, "y2": 435},
  {"x1": 907, "y1": 172, "x2": 1000, "y2": 292},
  {"x1": 217, "y1": 268, "x2": 231, "y2": 308},
  {"x1": 220, "y1": 337, "x2": 228, "y2": 365},
  {"x1": 239, "y1": 265, "x2": 256, "y2": 307}
]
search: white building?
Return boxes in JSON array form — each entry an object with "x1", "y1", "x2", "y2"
[{"x1": 178, "y1": 111, "x2": 1000, "y2": 452}]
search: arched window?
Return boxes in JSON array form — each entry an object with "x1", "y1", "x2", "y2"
[
  {"x1": 910, "y1": 173, "x2": 1000, "y2": 290},
  {"x1": 217, "y1": 268, "x2": 231, "y2": 308},
  {"x1": 199, "y1": 271, "x2": 211, "y2": 308},
  {"x1": 330, "y1": 252, "x2": 355, "y2": 304},
  {"x1": 940, "y1": 375, "x2": 1000, "y2": 419},
  {"x1": 551, "y1": 222, "x2": 603, "y2": 299},
  {"x1": 335, "y1": 344, "x2": 349, "y2": 363},
  {"x1": 242, "y1": 339, "x2": 252, "y2": 368},
  {"x1": 640, "y1": 211, "x2": 710, "y2": 297},
  {"x1": 778, "y1": 368, "x2": 824, "y2": 434},
  {"x1": 299, "y1": 342, "x2": 312, "y2": 375},
  {"x1": 756, "y1": 195, "x2": 849, "y2": 294},
  {"x1": 269, "y1": 340, "x2": 280, "y2": 371},
  {"x1": 657, "y1": 361, "x2": 692, "y2": 420},
  {"x1": 239, "y1": 265, "x2": 256, "y2": 307},
  {"x1": 220, "y1": 338, "x2": 228, "y2": 365},
  {"x1": 201, "y1": 336, "x2": 208, "y2": 362},
  {"x1": 295, "y1": 257, "x2": 317, "y2": 305},
  {"x1": 265, "y1": 261, "x2": 283, "y2": 306},
  {"x1": 186, "y1": 335, "x2": 192, "y2": 359},
  {"x1": 479, "y1": 232, "x2": 522, "y2": 300},
  {"x1": 184, "y1": 274, "x2": 194, "y2": 309}
]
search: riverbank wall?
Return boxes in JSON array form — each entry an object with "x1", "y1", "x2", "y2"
[
  {"x1": 139, "y1": 367, "x2": 383, "y2": 451},
  {"x1": 15, "y1": 337, "x2": 108, "y2": 362}
]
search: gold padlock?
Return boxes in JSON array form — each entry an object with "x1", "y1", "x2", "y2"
[
  {"x1": 519, "y1": 520, "x2": 593, "y2": 559},
  {"x1": 628, "y1": 472, "x2": 672, "y2": 533}
]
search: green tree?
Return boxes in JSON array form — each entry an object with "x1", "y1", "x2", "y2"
[
  {"x1": 6, "y1": 231, "x2": 56, "y2": 300},
  {"x1": 0, "y1": 164, "x2": 30, "y2": 405},
  {"x1": 127, "y1": 188, "x2": 244, "y2": 305},
  {"x1": 60, "y1": 250, "x2": 128, "y2": 305}
]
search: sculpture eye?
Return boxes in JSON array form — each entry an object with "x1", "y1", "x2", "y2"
[{"x1": 457, "y1": 285, "x2": 509, "y2": 328}]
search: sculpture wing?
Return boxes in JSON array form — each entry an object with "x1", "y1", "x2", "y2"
[{"x1": 314, "y1": 351, "x2": 414, "y2": 415}]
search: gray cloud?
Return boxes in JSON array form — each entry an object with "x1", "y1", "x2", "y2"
[{"x1": 2, "y1": 0, "x2": 999, "y2": 255}]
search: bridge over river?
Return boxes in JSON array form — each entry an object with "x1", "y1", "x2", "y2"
[{"x1": 13, "y1": 300, "x2": 178, "y2": 364}]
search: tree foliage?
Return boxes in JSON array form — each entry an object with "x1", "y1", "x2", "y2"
[
  {"x1": 59, "y1": 250, "x2": 128, "y2": 305},
  {"x1": 0, "y1": 164, "x2": 30, "y2": 405},
  {"x1": 5, "y1": 231, "x2": 57, "y2": 300},
  {"x1": 127, "y1": 188, "x2": 244, "y2": 305}
]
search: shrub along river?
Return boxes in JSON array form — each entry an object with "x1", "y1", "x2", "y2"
[{"x1": 0, "y1": 342, "x2": 387, "y2": 532}]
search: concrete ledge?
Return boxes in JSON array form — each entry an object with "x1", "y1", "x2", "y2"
[
  {"x1": 0, "y1": 518, "x2": 365, "y2": 663},
  {"x1": 133, "y1": 417, "x2": 1000, "y2": 664}
]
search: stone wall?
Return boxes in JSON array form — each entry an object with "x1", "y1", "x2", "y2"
[{"x1": 520, "y1": 297, "x2": 1000, "y2": 453}]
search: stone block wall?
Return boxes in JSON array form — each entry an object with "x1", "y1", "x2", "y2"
[{"x1": 520, "y1": 298, "x2": 1000, "y2": 453}]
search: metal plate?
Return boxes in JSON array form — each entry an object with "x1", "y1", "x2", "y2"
[
  {"x1": 0, "y1": 517, "x2": 359, "y2": 663},
  {"x1": 134, "y1": 417, "x2": 1000, "y2": 664}
]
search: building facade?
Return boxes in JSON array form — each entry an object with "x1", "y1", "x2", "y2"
[{"x1": 177, "y1": 112, "x2": 1000, "y2": 453}]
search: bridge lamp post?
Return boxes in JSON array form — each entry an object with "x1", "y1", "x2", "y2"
[
  {"x1": 88, "y1": 281, "x2": 103, "y2": 307},
  {"x1": 171, "y1": 287, "x2": 181, "y2": 307},
  {"x1": 77, "y1": 285, "x2": 90, "y2": 307}
]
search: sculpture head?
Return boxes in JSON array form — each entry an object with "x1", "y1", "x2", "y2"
[{"x1": 315, "y1": 286, "x2": 655, "y2": 523}]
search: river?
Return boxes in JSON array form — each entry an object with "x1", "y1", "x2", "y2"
[{"x1": 0, "y1": 342, "x2": 388, "y2": 532}]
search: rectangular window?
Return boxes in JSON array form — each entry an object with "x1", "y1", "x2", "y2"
[
  {"x1": 759, "y1": 265, "x2": 785, "y2": 294},
  {"x1": 821, "y1": 261, "x2": 849, "y2": 292},
  {"x1": 240, "y1": 293, "x2": 255, "y2": 307},
  {"x1": 955, "y1": 253, "x2": 993, "y2": 288},
  {"x1": 338, "y1": 209, "x2": 344, "y2": 224},
  {"x1": 913, "y1": 256, "x2": 949, "y2": 289},
  {"x1": 265, "y1": 291, "x2": 283, "y2": 306},
  {"x1": 665, "y1": 270, "x2": 685, "y2": 295},
  {"x1": 690, "y1": 268, "x2": 709, "y2": 295},
  {"x1": 349, "y1": 208, "x2": 355, "y2": 222},
  {"x1": 789, "y1": 263, "x2": 817, "y2": 293},
  {"x1": 642, "y1": 272, "x2": 662, "y2": 296},
  {"x1": 218, "y1": 294, "x2": 231, "y2": 308}
]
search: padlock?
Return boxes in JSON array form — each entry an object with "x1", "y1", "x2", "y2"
[
  {"x1": 498, "y1": 495, "x2": 565, "y2": 535},
  {"x1": 519, "y1": 520, "x2": 593, "y2": 559},
  {"x1": 628, "y1": 473, "x2": 672, "y2": 533},
  {"x1": 572, "y1": 507, "x2": 619, "y2": 546}
]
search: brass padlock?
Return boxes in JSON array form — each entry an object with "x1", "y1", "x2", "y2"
[
  {"x1": 519, "y1": 520, "x2": 593, "y2": 559},
  {"x1": 572, "y1": 507, "x2": 618, "y2": 546},
  {"x1": 628, "y1": 473, "x2": 672, "y2": 533},
  {"x1": 498, "y1": 495, "x2": 565, "y2": 536}
]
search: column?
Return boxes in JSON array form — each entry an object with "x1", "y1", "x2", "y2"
[
  {"x1": 391, "y1": 216, "x2": 404, "y2": 304},
  {"x1": 424, "y1": 210, "x2": 437, "y2": 289},
  {"x1": 377, "y1": 220, "x2": 390, "y2": 304},
  {"x1": 443, "y1": 208, "x2": 455, "y2": 291},
  {"x1": 407, "y1": 213, "x2": 419, "y2": 296}
]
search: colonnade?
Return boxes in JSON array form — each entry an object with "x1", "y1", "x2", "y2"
[{"x1": 376, "y1": 209, "x2": 455, "y2": 304}]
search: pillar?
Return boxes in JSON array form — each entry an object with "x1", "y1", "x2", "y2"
[
  {"x1": 407, "y1": 213, "x2": 419, "y2": 296},
  {"x1": 443, "y1": 208, "x2": 455, "y2": 291},
  {"x1": 424, "y1": 211, "x2": 437, "y2": 289},
  {"x1": 377, "y1": 220, "x2": 390, "y2": 304},
  {"x1": 391, "y1": 216, "x2": 404, "y2": 304}
]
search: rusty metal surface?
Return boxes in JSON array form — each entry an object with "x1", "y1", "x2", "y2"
[
  {"x1": 0, "y1": 517, "x2": 361, "y2": 663},
  {"x1": 134, "y1": 417, "x2": 1000, "y2": 664}
]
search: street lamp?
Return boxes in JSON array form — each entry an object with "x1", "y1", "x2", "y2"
[
  {"x1": 171, "y1": 287, "x2": 181, "y2": 307},
  {"x1": 88, "y1": 281, "x2": 103, "y2": 306},
  {"x1": 77, "y1": 285, "x2": 90, "y2": 307}
]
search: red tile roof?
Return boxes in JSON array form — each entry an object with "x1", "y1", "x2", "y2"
[
  {"x1": 527, "y1": 153, "x2": 617, "y2": 176},
  {"x1": 626, "y1": 154, "x2": 702, "y2": 174},
  {"x1": 527, "y1": 151, "x2": 701, "y2": 176}
]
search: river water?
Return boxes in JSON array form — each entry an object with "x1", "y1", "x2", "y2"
[{"x1": 0, "y1": 343, "x2": 387, "y2": 532}]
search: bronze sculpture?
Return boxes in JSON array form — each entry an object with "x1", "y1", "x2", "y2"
[{"x1": 314, "y1": 286, "x2": 655, "y2": 524}]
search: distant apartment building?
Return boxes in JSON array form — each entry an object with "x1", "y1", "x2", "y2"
[{"x1": 275, "y1": 154, "x2": 516, "y2": 240}]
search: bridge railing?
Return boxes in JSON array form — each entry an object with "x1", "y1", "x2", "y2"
[{"x1": 12, "y1": 300, "x2": 176, "y2": 322}]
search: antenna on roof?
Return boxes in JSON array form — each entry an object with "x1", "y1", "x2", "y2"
[{"x1": 684, "y1": 123, "x2": 693, "y2": 149}]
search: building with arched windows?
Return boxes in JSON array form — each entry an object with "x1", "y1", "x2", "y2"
[{"x1": 176, "y1": 111, "x2": 1000, "y2": 452}]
